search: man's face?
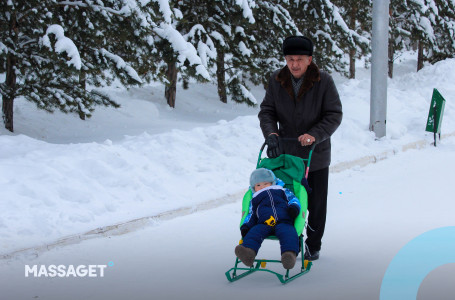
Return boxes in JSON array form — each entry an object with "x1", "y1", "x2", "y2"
[{"x1": 285, "y1": 55, "x2": 312, "y2": 78}]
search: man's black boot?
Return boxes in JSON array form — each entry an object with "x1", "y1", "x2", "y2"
[{"x1": 304, "y1": 250, "x2": 320, "y2": 261}]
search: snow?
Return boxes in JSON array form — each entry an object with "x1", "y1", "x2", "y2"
[
  {"x1": 239, "y1": 83, "x2": 257, "y2": 104},
  {"x1": 0, "y1": 41, "x2": 7, "y2": 54},
  {"x1": 186, "y1": 26, "x2": 216, "y2": 67},
  {"x1": 99, "y1": 48, "x2": 142, "y2": 83},
  {"x1": 1, "y1": 136, "x2": 455, "y2": 299},
  {"x1": 236, "y1": 0, "x2": 256, "y2": 24},
  {"x1": 173, "y1": 8, "x2": 183, "y2": 20},
  {"x1": 42, "y1": 24, "x2": 82, "y2": 70},
  {"x1": 153, "y1": 0, "x2": 173, "y2": 23},
  {"x1": 315, "y1": 29, "x2": 345, "y2": 56},
  {"x1": 154, "y1": 23, "x2": 211, "y2": 80},
  {"x1": 0, "y1": 53, "x2": 454, "y2": 256},
  {"x1": 238, "y1": 41, "x2": 252, "y2": 57},
  {"x1": 210, "y1": 31, "x2": 226, "y2": 46},
  {"x1": 419, "y1": 16, "x2": 435, "y2": 43}
]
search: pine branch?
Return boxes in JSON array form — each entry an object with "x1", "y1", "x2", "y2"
[
  {"x1": 18, "y1": 37, "x2": 37, "y2": 49},
  {"x1": 17, "y1": 8, "x2": 40, "y2": 22},
  {"x1": 57, "y1": 1, "x2": 126, "y2": 16}
]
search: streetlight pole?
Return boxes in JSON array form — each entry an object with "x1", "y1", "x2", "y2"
[{"x1": 370, "y1": 0, "x2": 390, "y2": 138}]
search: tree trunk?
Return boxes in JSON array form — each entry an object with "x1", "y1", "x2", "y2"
[
  {"x1": 2, "y1": 13, "x2": 18, "y2": 132},
  {"x1": 165, "y1": 61, "x2": 177, "y2": 108},
  {"x1": 182, "y1": 78, "x2": 189, "y2": 90},
  {"x1": 78, "y1": 69, "x2": 86, "y2": 120},
  {"x1": 348, "y1": 6, "x2": 357, "y2": 79},
  {"x1": 349, "y1": 48, "x2": 356, "y2": 79},
  {"x1": 2, "y1": 88, "x2": 15, "y2": 132},
  {"x1": 216, "y1": 48, "x2": 227, "y2": 103},
  {"x1": 417, "y1": 41, "x2": 424, "y2": 72},
  {"x1": 388, "y1": 41, "x2": 394, "y2": 78}
]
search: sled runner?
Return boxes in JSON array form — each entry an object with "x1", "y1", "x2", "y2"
[{"x1": 225, "y1": 139, "x2": 315, "y2": 284}]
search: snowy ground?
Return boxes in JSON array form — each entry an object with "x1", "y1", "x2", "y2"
[
  {"x1": 1, "y1": 53, "x2": 455, "y2": 256},
  {"x1": 0, "y1": 135, "x2": 454, "y2": 300}
]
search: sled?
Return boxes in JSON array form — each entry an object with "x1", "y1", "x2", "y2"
[{"x1": 225, "y1": 140, "x2": 315, "y2": 284}]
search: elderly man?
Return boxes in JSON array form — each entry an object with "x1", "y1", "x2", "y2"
[{"x1": 258, "y1": 36, "x2": 342, "y2": 261}]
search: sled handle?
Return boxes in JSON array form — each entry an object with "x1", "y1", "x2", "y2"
[{"x1": 258, "y1": 138, "x2": 316, "y2": 179}]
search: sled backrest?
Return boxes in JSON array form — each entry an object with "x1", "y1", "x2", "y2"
[{"x1": 240, "y1": 154, "x2": 308, "y2": 235}]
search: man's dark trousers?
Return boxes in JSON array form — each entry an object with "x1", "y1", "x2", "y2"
[{"x1": 305, "y1": 167, "x2": 329, "y2": 252}]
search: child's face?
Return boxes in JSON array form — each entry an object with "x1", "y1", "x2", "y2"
[{"x1": 254, "y1": 181, "x2": 272, "y2": 192}]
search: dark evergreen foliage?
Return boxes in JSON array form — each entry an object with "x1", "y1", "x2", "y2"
[{"x1": 1, "y1": 0, "x2": 455, "y2": 131}]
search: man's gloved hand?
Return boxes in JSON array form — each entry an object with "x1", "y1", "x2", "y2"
[
  {"x1": 266, "y1": 134, "x2": 283, "y2": 158},
  {"x1": 240, "y1": 225, "x2": 250, "y2": 238},
  {"x1": 288, "y1": 205, "x2": 300, "y2": 220}
]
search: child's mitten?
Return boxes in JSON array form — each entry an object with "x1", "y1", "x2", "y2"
[
  {"x1": 288, "y1": 205, "x2": 300, "y2": 219},
  {"x1": 240, "y1": 224, "x2": 250, "y2": 237}
]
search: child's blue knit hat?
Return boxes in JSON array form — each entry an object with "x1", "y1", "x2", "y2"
[{"x1": 250, "y1": 168, "x2": 276, "y2": 190}]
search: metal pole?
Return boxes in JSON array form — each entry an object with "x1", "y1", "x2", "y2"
[
  {"x1": 433, "y1": 106, "x2": 437, "y2": 146},
  {"x1": 370, "y1": 0, "x2": 390, "y2": 138}
]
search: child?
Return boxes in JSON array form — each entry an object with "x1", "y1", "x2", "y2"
[{"x1": 235, "y1": 168, "x2": 301, "y2": 269}]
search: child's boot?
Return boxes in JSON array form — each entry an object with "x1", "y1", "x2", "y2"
[
  {"x1": 281, "y1": 251, "x2": 297, "y2": 269},
  {"x1": 235, "y1": 245, "x2": 256, "y2": 267}
]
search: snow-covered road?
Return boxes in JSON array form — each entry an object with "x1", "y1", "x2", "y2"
[{"x1": 1, "y1": 137, "x2": 455, "y2": 300}]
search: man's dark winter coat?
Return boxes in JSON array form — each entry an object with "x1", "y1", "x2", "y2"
[{"x1": 258, "y1": 62, "x2": 343, "y2": 171}]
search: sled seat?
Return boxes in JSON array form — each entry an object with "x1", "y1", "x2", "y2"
[{"x1": 239, "y1": 153, "x2": 309, "y2": 236}]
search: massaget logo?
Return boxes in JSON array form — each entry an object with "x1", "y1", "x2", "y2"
[
  {"x1": 25, "y1": 261, "x2": 114, "y2": 278},
  {"x1": 380, "y1": 227, "x2": 455, "y2": 299}
]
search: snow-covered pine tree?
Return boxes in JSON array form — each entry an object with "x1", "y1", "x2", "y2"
[
  {"x1": 332, "y1": 0, "x2": 372, "y2": 78},
  {"x1": 225, "y1": 0, "x2": 258, "y2": 106},
  {"x1": 388, "y1": 0, "x2": 449, "y2": 76},
  {"x1": 50, "y1": 0, "x2": 144, "y2": 119},
  {"x1": 388, "y1": 0, "x2": 412, "y2": 78},
  {"x1": 205, "y1": 2, "x2": 232, "y2": 104},
  {"x1": 175, "y1": 1, "x2": 225, "y2": 101},
  {"x1": 423, "y1": 0, "x2": 455, "y2": 65},
  {"x1": 173, "y1": 0, "x2": 216, "y2": 103},
  {"x1": 168, "y1": 0, "x2": 257, "y2": 106},
  {"x1": 289, "y1": 0, "x2": 369, "y2": 75},
  {"x1": 287, "y1": 0, "x2": 339, "y2": 74},
  {"x1": 0, "y1": 0, "x2": 118, "y2": 132},
  {"x1": 138, "y1": 0, "x2": 211, "y2": 108},
  {"x1": 407, "y1": 0, "x2": 439, "y2": 71},
  {"x1": 247, "y1": 0, "x2": 300, "y2": 89},
  {"x1": 176, "y1": 0, "x2": 256, "y2": 105}
]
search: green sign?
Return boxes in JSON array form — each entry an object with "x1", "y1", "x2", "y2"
[{"x1": 426, "y1": 88, "x2": 446, "y2": 134}]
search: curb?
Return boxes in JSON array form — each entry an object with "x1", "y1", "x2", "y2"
[
  {"x1": 331, "y1": 131, "x2": 454, "y2": 173},
  {"x1": 0, "y1": 190, "x2": 246, "y2": 260},
  {"x1": 2, "y1": 132, "x2": 454, "y2": 260}
]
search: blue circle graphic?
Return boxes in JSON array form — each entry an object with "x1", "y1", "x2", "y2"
[
  {"x1": 108, "y1": 261, "x2": 114, "y2": 267},
  {"x1": 380, "y1": 226, "x2": 455, "y2": 300}
]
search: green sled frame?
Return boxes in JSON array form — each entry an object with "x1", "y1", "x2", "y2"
[
  {"x1": 225, "y1": 141, "x2": 315, "y2": 284},
  {"x1": 225, "y1": 235, "x2": 313, "y2": 284}
]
